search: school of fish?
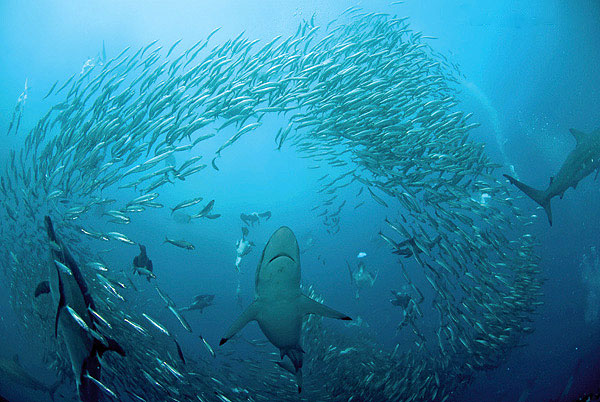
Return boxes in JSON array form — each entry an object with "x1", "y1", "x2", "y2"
[{"x1": 0, "y1": 7, "x2": 543, "y2": 402}]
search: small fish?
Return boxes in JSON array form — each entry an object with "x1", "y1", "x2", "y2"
[
  {"x1": 54, "y1": 260, "x2": 72, "y2": 276},
  {"x1": 170, "y1": 196, "x2": 204, "y2": 214},
  {"x1": 88, "y1": 307, "x2": 112, "y2": 329},
  {"x1": 127, "y1": 193, "x2": 159, "y2": 207},
  {"x1": 367, "y1": 187, "x2": 389, "y2": 208},
  {"x1": 164, "y1": 237, "x2": 195, "y2": 250},
  {"x1": 174, "y1": 338, "x2": 186, "y2": 364},
  {"x1": 43, "y1": 80, "x2": 58, "y2": 99},
  {"x1": 211, "y1": 157, "x2": 220, "y2": 171},
  {"x1": 192, "y1": 199, "x2": 215, "y2": 218},
  {"x1": 199, "y1": 334, "x2": 216, "y2": 358},
  {"x1": 166, "y1": 39, "x2": 183, "y2": 57},
  {"x1": 159, "y1": 359, "x2": 184, "y2": 380},
  {"x1": 83, "y1": 373, "x2": 118, "y2": 399},
  {"x1": 133, "y1": 266, "x2": 156, "y2": 280},
  {"x1": 142, "y1": 313, "x2": 170, "y2": 336},
  {"x1": 86, "y1": 262, "x2": 108, "y2": 272},
  {"x1": 168, "y1": 305, "x2": 193, "y2": 332},
  {"x1": 107, "y1": 232, "x2": 136, "y2": 245},
  {"x1": 66, "y1": 306, "x2": 90, "y2": 332},
  {"x1": 124, "y1": 317, "x2": 148, "y2": 336}
]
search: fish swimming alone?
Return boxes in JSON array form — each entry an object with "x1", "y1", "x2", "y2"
[
  {"x1": 179, "y1": 294, "x2": 215, "y2": 313},
  {"x1": 35, "y1": 216, "x2": 125, "y2": 402},
  {"x1": 504, "y1": 128, "x2": 600, "y2": 226},
  {"x1": 164, "y1": 237, "x2": 195, "y2": 250},
  {"x1": 219, "y1": 226, "x2": 351, "y2": 392}
]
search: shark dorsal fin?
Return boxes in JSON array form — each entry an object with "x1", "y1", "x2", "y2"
[{"x1": 569, "y1": 128, "x2": 587, "y2": 145}]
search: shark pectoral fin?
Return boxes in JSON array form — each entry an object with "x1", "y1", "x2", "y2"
[
  {"x1": 569, "y1": 128, "x2": 587, "y2": 145},
  {"x1": 34, "y1": 281, "x2": 50, "y2": 297},
  {"x1": 299, "y1": 295, "x2": 351, "y2": 320},
  {"x1": 220, "y1": 300, "x2": 260, "y2": 345}
]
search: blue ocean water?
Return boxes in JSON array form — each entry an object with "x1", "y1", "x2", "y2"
[{"x1": 0, "y1": 1, "x2": 599, "y2": 401}]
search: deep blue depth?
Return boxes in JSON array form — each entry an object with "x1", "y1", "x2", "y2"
[{"x1": 1, "y1": 1, "x2": 600, "y2": 401}]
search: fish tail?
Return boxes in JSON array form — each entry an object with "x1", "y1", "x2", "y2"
[{"x1": 503, "y1": 174, "x2": 552, "y2": 225}]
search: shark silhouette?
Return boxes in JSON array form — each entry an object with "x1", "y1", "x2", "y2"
[
  {"x1": 219, "y1": 226, "x2": 351, "y2": 392},
  {"x1": 0, "y1": 354, "x2": 61, "y2": 401},
  {"x1": 504, "y1": 128, "x2": 600, "y2": 226},
  {"x1": 35, "y1": 216, "x2": 125, "y2": 402}
]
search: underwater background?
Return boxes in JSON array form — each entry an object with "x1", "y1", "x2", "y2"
[{"x1": 0, "y1": 1, "x2": 599, "y2": 401}]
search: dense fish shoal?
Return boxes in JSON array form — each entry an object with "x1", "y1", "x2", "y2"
[{"x1": 0, "y1": 7, "x2": 541, "y2": 402}]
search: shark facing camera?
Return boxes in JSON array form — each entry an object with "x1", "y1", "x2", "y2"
[{"x1": 220, "y1": 226, "x2": 351, "y2": 393}]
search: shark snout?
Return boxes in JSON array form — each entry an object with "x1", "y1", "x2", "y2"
[{"x1": 263, "y1": 226, "x2": 300, "y2": 264}]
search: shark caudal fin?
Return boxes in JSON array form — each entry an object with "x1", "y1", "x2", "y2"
[
  {"x1": 503, "y1": 174, "x2": 553, "y2": 225},
  {"x1": 275, "y1": 359, "x2": 303, "y2": 393}
]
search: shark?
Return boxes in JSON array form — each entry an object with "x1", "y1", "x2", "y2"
[
  {"x1": 504, "y1": 128, "x2": 600, "y2": 226},
  {"x1": 35, "y1": 216, "x2": 125, "y2": 402},
  {"x1": 219, "y1": 226, "x2": 351, "y2": 392},
  {"x1": 0, "y1": 354, "x2": 61, "y2": 401}
]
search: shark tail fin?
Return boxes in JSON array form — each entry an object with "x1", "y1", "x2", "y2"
[
  {"x1": 275, "y1": 359, "x2": 303, "y2": 392},
  {"x1": 503, "y1": 174, "x2": 553, "y2": 226},
  {"x1": 299, "y1": 295, "x2": 352, "y2": 320},
  {"x1": 48, "y1": 379, "x2": 62, "y2": 402},
  {"x1": 282, "y1": 345, "x2": 304, "y2": 372},
  {"x1": 220, "y1": 300, "x2": 260, "y2": 345}
]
